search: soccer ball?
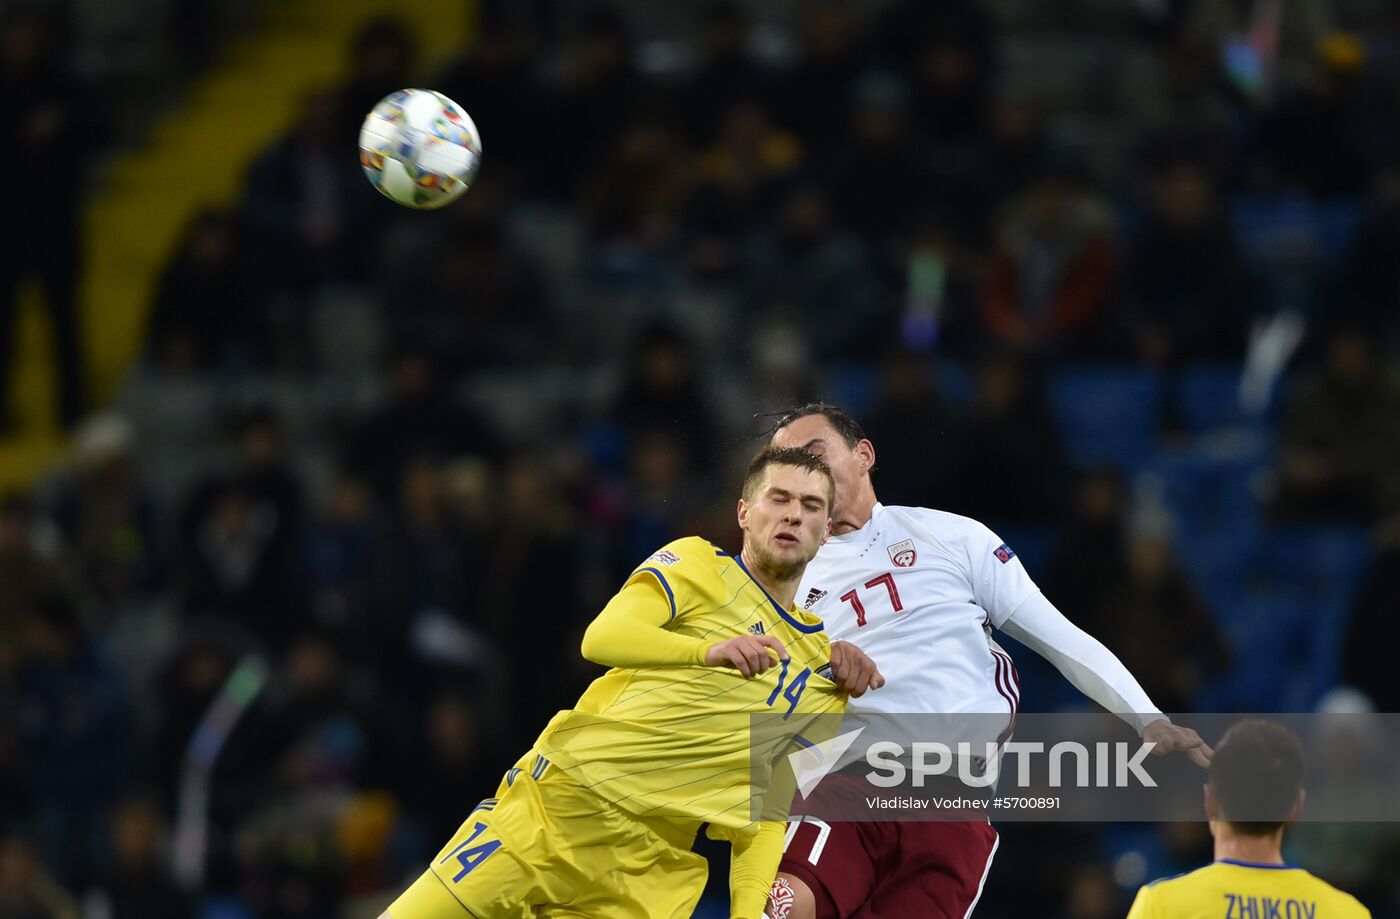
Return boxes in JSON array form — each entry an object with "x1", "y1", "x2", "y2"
[{"x1": 358, "y1": 88, "x2": 482, "y2": 209}]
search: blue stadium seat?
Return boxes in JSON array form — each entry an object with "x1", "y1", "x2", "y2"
[
  {"x1": 1230, "y1": 197, "x2": 1364, "y2": 268},
  {"x1": 932, "y1": 361, "x2": 973, "y2": 408},
  {"x1": 1175, "y1": 365, "x2": 1246, "y2": 433},
  {"x1": 1175, "y1": 364, "x2": 1289, "y2": 433},
  {"x1": 1049, "y1": 366, "x2": 1163, "y2": 469},
  {"x1": 825, "y1": 362, "x2": 879, "y2": 417}
]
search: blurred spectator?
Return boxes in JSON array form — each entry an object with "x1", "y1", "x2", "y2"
[
  {"x1": 97, "y1": 793, "x2": 194, "y2": 919},
  {"x1": 0, "y1": 9, "x2": 98, "y2": 429},
  {"x1": 1288, "y1": 689, "x2": 1400, "y2": 907},
  {"x1": 860, "y1": 349, "x2": 959, "y2": 509},
  {"x1": 1051, "y1": 864, "x2": 1127, "y2": 919},
  {"x1": 260, "y1": 632, "x2": 398, "y2": 793},
  {"x1": 539, "y1": 7, "x2": 646, "y2": 196},
  {"x1": 944, "y1": 351, "x2": 1068, "y2": 525},
  {"x1": 333, "y1": 17, "x2": 417, "y2": 151},
  {"x1": 49, "y1": 413, "x2": 162, "y2": 606},
  {"x1": 685, "y1": 99, "x2": 803, "y2": 278},
  {"x1": 1047, "y1": 473, "x2": 1230, "y2": 711},
  {"x1": 615, "y1": 430, "x2": 707, "y2": 568},
  {"x1": 1120, "y1": 160, "x2": 1257, "y2": 367},
  {"x1": 944, "y1": 95, "x2": 1049, "y2": 244},
  {"x1": 1090, "y1": 524, "x2": 1231, "y2": 713},
  {"x1": 244, "y1": 91, "x2": 377, "y2": 294},
  {"x1": 678, "y1": 2, "x2": 773, "y2": 145},
  {"x1": 434, "y1": 22, "x2": 541, "y2": 183},
  {"x1": 774, "y1": 1, "x2": 862, "y2": 148},
  {"x1": 1242, "y1": 34, "x2": 1376, "y2": 197},
  {"x1": 343, "y1": 346, "x2": 501, "y2": 501},
  {"x1": 1334, "y1": 163, "x2": 1400, "y2": 339},
  {"x1": 384, "y1": 200, "x2": 552, "y2": 376},
  {"x1": 908, "y1": 18, "x2": 991, "y2": 156},
  {"x1": 825, "y1": 73, "x2": 926, "y2": 248},
  {"x1": 1044, "y1": 470, "x2": 1131, "y2": 616},
  {"x1": 13, "y1": 594, "x2": 129, "y2": 887},
  {"x1": 150, "y1": 638, "x2": 235, "y2": 800},
  {"x1": 403, "y1": 692, "x2": 500, "y2": 848},
  {"x1": 176, "y1": 407, "x2": 306, "y2": 639},
  {"x1": 1342, "y1": 534, "x2": 1400, "y2": 711},
  {"x1": 582, "y1": 121, "x2": 688, "y2": 286},
  {"x1": 610, "y1": 324, "x2": 720, "y2": 473},
  {"x1": 896, "y1": 218, "x2": 982, "y2": 354},
  {"x1": 369, "y1": 460, "x2": 468, "y2": 651},
  {"x1": 745, "y1": 182, "x2": 886, "y2": 361},
  {"x1": 0, "y1": 725, "x2": 29, "y2": 831},
  {"x1": 981, "y1": 170, "x2": 1118, "y2": 356},
  {"x1": 304, "y1": 473, "x2": 380, "y2": 652},
  {"x1": 478, "y1": 458, "x2": 587, "y2": 744},
  {"x1": 0, "y1": 495, "x2": 64, "y2": 677},
  {"x1": 1273, "y1": 326, "x2": 1400, "y2": 522},
  {"x1": 146, "y1": 210, "x2": 271, "y2": 373},
  {"x1": 1134, "y1": 36, "x2": 1235, "y2": 177},
  {"x1": 0, "y1": 833, "x2": 77, "y2": 919}
]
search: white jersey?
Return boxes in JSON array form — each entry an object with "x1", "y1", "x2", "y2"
[{"x1": 797, "y1": 503, "x2": 1038, "y2": 720}]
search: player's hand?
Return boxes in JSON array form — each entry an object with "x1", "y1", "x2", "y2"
[
  {"x1": 828, "y1": 641, "x2": 885, "y2": 697},
  {"x1": 705, "y1": 634, "x2": 789, "y2": 678},
  {"x1": 1142, "y1": 718, "x2": 1213, "y2": 769}
]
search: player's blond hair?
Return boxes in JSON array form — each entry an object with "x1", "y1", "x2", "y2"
[{"x1": 741, "y1": 446, "x2": 835, "y2": 510}]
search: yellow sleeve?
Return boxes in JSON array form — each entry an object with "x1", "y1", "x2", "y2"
[
  {"x1": 1126, "y1": 884, "x2": 1157, "y2": 919},
  {"x1": 580, "y1": 577, "x2": 710, "y2": 669},
  {"x1": 728, "y1": 820, "x2": 786, "y2": 919}
]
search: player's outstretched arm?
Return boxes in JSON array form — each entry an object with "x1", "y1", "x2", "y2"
[
  {"x1": 1000, "y1": 592, "x2": 1165, "y2": 732},
  {"x1": 581, "y1": 577, "x2": 711, "y2": 668},
  {"x1": 727, "y1": 821, "x2": 787, "y2": 919},
  {"x1": 1002, "y1": 595, "x2": 1213, "y2": 766}
]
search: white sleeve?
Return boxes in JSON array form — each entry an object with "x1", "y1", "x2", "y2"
[
  {"x1": 964, "y1": 523, "x2": 1041, "y2": 628},
  {"x1": 998, "y1": 592, "x2": 1167, "y2": 734}
]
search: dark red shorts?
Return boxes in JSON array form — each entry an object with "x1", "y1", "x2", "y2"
[{"x1": 777, "y1": 815, "x2": 998, "y2": 918}]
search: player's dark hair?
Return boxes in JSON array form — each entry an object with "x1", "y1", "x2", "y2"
[
  {"x1": 742, "y1": 446, "x2": 835, "y2": 510},
  {"x1": 1209, "y1": 719, "x2": 1306, "y2": 836},
  {"x1": 769, "y1": 403, "x2": 867, "y2": 449}
]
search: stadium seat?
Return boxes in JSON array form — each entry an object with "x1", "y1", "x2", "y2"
[
  {"x1": 1230, "y1": 197, "x2": 1364, "y2": 269},
  {"x1": 825, "y1": 362, "x2": 879, "y2": 417},
  {"x1": 932, "y1": 361, "x2": 973, "y2": 408},
  {"x1": 1049, "y1": 366, "x2": 1163, "y2": 469}
]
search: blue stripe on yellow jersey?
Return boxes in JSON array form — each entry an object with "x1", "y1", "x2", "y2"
[{"x1": 1127, "y1": 859, "x2": 1371, "y2": 919}]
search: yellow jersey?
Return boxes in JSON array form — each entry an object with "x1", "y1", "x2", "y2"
[
  {"x1": 534, "y1": 536, "x2": 845, "y2": 837},
  {"x1": 1128, "y1": 860, "x2": 1371, "y2": 919}
]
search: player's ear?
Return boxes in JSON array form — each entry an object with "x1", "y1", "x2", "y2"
[
  {"x1": 736, "y1": 497, "x2": 749, "y2": 532},
  {"x1": 1202, "y1": 783, "x2": 1218, "y2": 820},
  {"x1": 1288, "y1": 789, "x2": 1305, "y2": 824},
  {"x1": 856, "y1": 438, "x2": 876, "y2": 473}
]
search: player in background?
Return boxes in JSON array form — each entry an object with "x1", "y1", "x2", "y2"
[
  {"x1": 765, "y1": 404, "x2": 1211, "y2": 919},
  {"x1": 1128, "y1": 718, "x2": 1370, "y2": 917},
  {"x1": 382, "y1": 446, "x2": 883, "y2": 919}
]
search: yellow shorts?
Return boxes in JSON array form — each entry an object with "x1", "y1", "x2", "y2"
[{"x1": 384, "y1": 750, "x2": 708, "y2": 919}]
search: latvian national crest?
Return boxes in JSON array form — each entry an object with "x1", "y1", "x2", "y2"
[
  {"x1": 887, "y1": 539, "x2": 917, "y2": 568},
  {"x1": 803, "y1": 588, "x2": 828, "y2": 609}
]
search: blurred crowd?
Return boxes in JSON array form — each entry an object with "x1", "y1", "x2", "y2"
[{"x1": 5, "y1": 0, "x2": 1400, "y2": 916}]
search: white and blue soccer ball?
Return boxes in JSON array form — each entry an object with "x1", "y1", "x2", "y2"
[{"x1": 358, "y1": 88, "x2": 482, "y2": 209}]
